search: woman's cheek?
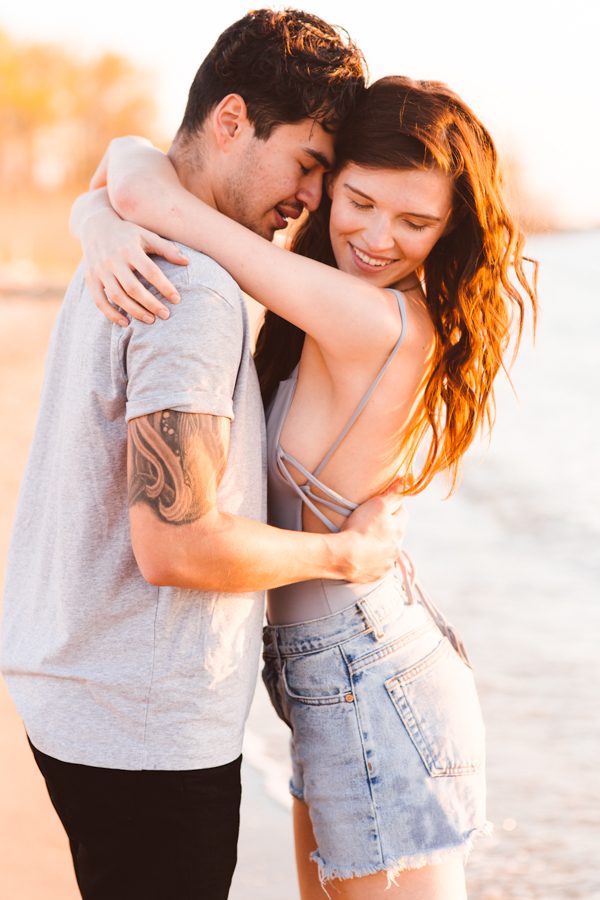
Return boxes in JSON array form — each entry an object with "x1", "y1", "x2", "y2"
[
  {"x1": 409, "y1": 230, "x2": 441, "y2": 261},
  {"x1": 331, "y1": 206, "x2": 358, "y2": 238}
]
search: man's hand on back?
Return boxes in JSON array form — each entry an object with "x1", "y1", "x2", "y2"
[{"x1": 338, "y1": 481, "x2": 407, "y2": 584}]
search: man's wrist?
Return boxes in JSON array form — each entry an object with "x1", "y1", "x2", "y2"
[{"x1": 321, "y1": 530, "x2": 356, "y2": 582}]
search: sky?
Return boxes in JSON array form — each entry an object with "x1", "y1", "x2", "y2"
[{"x1": 2, "y1": 0, "x2": 599, "y2": 227}]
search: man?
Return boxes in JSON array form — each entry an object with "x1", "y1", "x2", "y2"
[{"x1": 0, "y1": 9, "x2": 402, "y2": 900}]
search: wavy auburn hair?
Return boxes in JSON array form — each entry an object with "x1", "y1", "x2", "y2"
[{"x1": 255, "y1": 76, "x2": 538, "y2": 493}]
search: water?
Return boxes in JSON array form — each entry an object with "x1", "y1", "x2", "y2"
[{"x1": 242, "y1": 230, "x2": 600, "y2": 898}]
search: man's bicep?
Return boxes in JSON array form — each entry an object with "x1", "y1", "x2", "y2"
[{"x1": 127, "y1": 410, "x2": 230, "y2": 525}]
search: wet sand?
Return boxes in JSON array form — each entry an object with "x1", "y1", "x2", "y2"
[{"x1": 0, "y1": 295, "x2": 297, "y2": 899}]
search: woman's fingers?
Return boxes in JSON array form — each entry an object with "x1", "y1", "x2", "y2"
[
  {"x1": 138, "y1": 231, "x2": 188, "y2": 302},
  {"x1": 133, "y1": 250, "x2": 182, "y2": 306},
  {"x1": 118, "y1": 264, "x2": 172, "y2": 321},
  {"x1": 83, "y1": 222, "x2": 189, "y2": 324},
  {"x1": 144, "y1": 234, "x2": 189, "y2": 268},
  {"x1": 85, "y1": 271, "x2": 129, "y2": 328},
  {"x1": 100, "y1": 275, "x2": 156, "y2": 325}
]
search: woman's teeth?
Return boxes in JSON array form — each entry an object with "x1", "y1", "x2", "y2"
[{"x1": 352, "y1": 246, "x2": 393, "y2": 268}]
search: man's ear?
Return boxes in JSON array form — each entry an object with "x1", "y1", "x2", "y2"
[
  {"x1": 211, "y1": 94, "x2": 251, "y2": 151},
  {"x1": 325, "y1": 172, "x2": 336, "y2": 200}
]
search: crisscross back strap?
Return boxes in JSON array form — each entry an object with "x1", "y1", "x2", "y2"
[{"x1": 313, "y1": 289, "x2": 407, "y2": 477}]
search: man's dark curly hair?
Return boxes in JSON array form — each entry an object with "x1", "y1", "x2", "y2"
[{"x1": 178, "y1": 8, "x2": 366, "y2": 139}]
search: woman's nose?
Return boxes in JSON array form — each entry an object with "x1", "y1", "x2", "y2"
[{"x1": 364, "y1": 216, "x2": 396, "y2": 252}]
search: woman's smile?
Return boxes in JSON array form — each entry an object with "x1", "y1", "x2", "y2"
[
  {"x1": 329, "y1": 164, "x2": 454, "y2": 286},
  {"x1": 349, "y1": 243, "x2": 399, "y2": 272}
]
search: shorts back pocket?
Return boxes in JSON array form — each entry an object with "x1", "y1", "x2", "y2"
[{"x1": 385, "y1": 637, "x2": 485, "y2": 776}]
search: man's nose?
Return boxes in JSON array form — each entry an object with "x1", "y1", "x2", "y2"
[{"x1": 296, "y1": 172, "x2": 323, "y2": 212}]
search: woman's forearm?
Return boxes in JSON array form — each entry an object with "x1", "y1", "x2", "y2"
[
  {"x1": 107, "y1": 137, "x2": 179, "y2": 225},
  {"x1": 105, "y1": 140, "x2": 401, "y2": 361}
]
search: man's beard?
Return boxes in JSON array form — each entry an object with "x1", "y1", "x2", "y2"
[{"x1": 222, "y1": 157, "x2": 274, "y2": 240}]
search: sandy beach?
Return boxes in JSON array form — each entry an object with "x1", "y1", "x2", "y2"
[{"x1": 0, "y1": 295, "x2": 298, "y2": 899}]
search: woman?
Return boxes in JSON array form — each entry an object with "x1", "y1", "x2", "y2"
[{"x1": 72, "y1": 77, "x2": 537, "y2": 898}]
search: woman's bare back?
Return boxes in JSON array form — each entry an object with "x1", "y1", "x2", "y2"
[{"x1": 278, "y1": 287, "x2": 435, "y2": 534}]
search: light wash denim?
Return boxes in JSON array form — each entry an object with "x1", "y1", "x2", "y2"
[{"x1": 262, "y1": 563, "x2": 490, "y2": 885}]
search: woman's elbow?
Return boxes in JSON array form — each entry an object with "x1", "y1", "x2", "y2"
[{"x1": 109, "y1": 176, "x2": 144, "y2": 220}]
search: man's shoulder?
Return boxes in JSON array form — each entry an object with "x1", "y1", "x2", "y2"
[{"x1": 152, "y1": 244, "x2": 242, "y2": 308}]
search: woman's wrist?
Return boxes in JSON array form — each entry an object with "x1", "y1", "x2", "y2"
[{"x1": 70, "y1": 189, "x2": 117, "y2": 240}]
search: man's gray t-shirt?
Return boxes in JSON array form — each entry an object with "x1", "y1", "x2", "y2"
[{"x1": 0, "y1": 246, "x2": 266, "y2": 770}]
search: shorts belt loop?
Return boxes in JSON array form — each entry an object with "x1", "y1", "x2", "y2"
[
  {"x1": 264, "y1": 625, "x2": 281, "y2": 664},
  {"x1": 396, "y1": 555, "x2": 416, "y2": 605},
  {"x1": 358, "y1": 595, "x2": 385, "y2": 640}
]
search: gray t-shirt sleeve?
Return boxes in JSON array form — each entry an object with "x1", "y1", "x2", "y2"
[{"x1": 124, "y1": 283, "x2": 243, "y2": 422}]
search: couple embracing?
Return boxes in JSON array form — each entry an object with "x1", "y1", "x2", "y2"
[{"x1": 1, "y1": 8, "x2": 536, "y2": 899}]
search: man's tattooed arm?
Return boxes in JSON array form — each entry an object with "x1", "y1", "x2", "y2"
[
  {"x1": 127, "y1": 411, "x2": 230, "y2": 525},
  {"x1": 126, "y1": 410, "x2": 402, "y2": 592}
]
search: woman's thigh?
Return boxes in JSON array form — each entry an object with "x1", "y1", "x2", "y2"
[{"x1": 293, "y1": 797, "x2": 467, "y2": 900}]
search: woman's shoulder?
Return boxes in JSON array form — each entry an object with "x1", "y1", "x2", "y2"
[{"x1": 397, "y1": 287, "x2": 435, "y2": 352}]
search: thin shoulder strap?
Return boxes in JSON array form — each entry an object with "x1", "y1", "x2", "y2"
[{"x1": 313, "y1": 289, "x2": 407, "y2": 477}]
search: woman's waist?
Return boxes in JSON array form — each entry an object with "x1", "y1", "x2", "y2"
[
  {"x1": 267, "y1": 575, "x2": 385, "y2": 627},
  {"x1": 266, "y1": 543, "x2": 423, "y2": 627},
  {"x1": 265, "y1": 555, "x2": 472, "y2": 670},
  {"x1": 264, "y1": 566, "x2": 429, "y2": 652}
]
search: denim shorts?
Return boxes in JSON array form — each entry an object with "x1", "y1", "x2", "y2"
[{"x1": 262, "y1": 563, "x2": 490, "y2": 885}]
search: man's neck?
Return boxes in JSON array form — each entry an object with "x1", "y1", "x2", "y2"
[{"x1": 167, "y1": 137, "x2": 218, "y2": 209}]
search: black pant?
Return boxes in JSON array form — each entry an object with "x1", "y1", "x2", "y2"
[{"x1": 29, "y1": 739, "x2": 241, "y2": 900}]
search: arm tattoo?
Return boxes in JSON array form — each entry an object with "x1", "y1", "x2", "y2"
[{"x1": 128, "y1": 411, "x2": 229, "y2": 525}]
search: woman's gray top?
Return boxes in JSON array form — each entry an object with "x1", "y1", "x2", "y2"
[{"x1": 266, "y1": 289, "x2": 408, "y2": 625}]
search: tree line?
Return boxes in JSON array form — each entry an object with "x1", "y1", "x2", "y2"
[{"x1": 0, "y1": 29, "x2": 160, "y2": 192}]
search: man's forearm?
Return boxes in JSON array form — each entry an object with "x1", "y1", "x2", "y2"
[
  {"x1": 127, "y1": 410, "x2": 400, "y2": 592},
  {"x1": 132, "y1": 506, "x2": 359, "y2": 592}
]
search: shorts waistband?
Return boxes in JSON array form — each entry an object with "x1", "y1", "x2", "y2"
[{"x1": 263, "y1": 568, "x2": 420, "y2": 658}]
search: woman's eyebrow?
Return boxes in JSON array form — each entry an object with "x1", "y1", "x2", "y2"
[
  {"x1": 344, "y1": 182, "x2": 442, "y2": 221},
  {"x1": 344, "y1": 182, "x2": 374, "y2": 201}
]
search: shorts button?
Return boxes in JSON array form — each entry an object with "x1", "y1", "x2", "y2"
[{"x1": 345, "y1": 693, "x2": 354, "y2": 703}]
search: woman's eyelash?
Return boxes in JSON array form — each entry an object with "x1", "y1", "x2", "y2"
[{"x1": 348, "y1": 199, "x2": 429, "y2": 231}]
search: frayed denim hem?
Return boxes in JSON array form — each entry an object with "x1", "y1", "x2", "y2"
[
  {"x1": 311, "y1": 820, "x2": 494, "y2": 895},
  {"x1": 289, "y1": 778, "x2": 304, "y2": 802}
]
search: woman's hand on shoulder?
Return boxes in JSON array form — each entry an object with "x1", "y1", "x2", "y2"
[{"x1": 81, "y1": 206, "x2": 189, "y2": 327}]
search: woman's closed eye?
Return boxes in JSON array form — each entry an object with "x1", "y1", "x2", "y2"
[{"x1": 350, "y1": 199, "x2": 373, "y2": 210}]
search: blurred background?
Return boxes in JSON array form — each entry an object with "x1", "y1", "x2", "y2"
[{"x1": 0, "y1": 2, "x2": 598, "y2": 898}]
